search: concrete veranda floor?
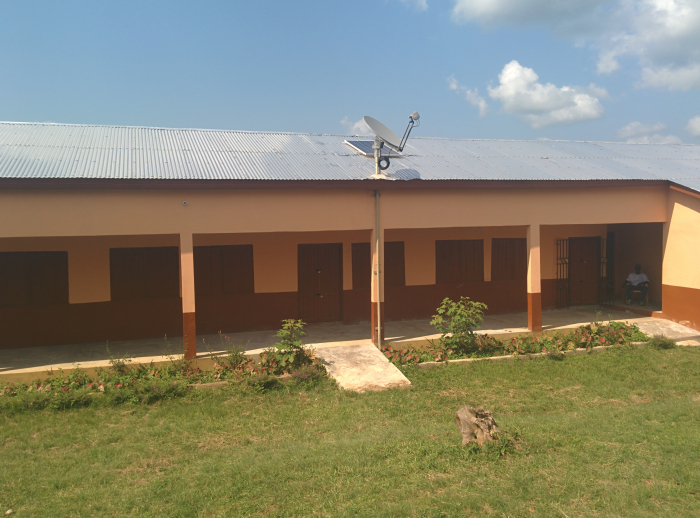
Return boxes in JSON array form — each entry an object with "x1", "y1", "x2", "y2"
[{"x1": 1, "y1": 305, "x2": 698, "y2": 382}]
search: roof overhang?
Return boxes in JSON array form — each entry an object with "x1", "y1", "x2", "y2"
[{"x1": 0, "y1": 177, "x2": 672, "y2": 191}]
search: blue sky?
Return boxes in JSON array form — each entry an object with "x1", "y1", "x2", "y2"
[{"x1": 1, "y1": 0, "x2": 699, "y2": 143}]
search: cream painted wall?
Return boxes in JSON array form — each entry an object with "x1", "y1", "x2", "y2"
[
  {"x1": 0, "y1": 189, "x2": 376, "y2": 238},
  {"x1": 0, "y1": 234, "x2": 178, "y2": 303},
  {"x1": 0, "y1": 185, "x2": 669, "y2": 303},
  {"x1": 385, "y1": 226, "x2": 527, "y2": 286},
  {"x1": 0, "y1": 186, "x2": 666, "y2": 240},
  {"x1": 381, "y1": 187, "x2": 666, "y2": 229},
  {"x1": 194, "y1": 230, "x2": 370, "y2": 293},
  {"x1": 664, "y1": 189, "x2": 700, "y2": 290}
]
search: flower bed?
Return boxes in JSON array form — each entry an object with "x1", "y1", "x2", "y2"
[
  {"x1": 382, "y1": 320, "x2": 649, "y2": 366},
  {"x1": 0, "y1": 320, "x2": 324, "y2": 411}
]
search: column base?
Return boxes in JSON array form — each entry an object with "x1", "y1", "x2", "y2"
[
  {"x1": 527, "y1": 292, "x2": 542, "y2": 332},
  {"x1": 183, "y1": 312, "x2": 197, "y2": 359},
  {"x1": 370, "y1": 302, "x2": 385, "y2": 345}
]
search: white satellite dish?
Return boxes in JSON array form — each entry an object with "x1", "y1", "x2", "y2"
[
  {"x1": 362, "y1": 112, "x2": 420, "y2": 175},
  {"x1": 363, "y1": 116, "x2": 402, "y2": 150}
]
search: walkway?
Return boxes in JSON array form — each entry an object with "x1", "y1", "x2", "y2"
[{"x1": 1, "y1": 306, "x2": 697, "y2": 384}]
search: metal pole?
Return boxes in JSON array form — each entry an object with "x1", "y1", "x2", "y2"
[{"x1": 375, "y1": 189, "x2": 381, "y2": 346}]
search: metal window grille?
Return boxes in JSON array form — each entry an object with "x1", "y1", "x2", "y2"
[
  {"x1": 599, "y1": 233, "x2": 615, "y2": 305},
  {"x1": 556, "y1": 239, "x2": 570, "y2": 307}
]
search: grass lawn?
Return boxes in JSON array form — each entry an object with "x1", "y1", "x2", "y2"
[{"x1": 2, "y1": 346, "x2": 700, "y2": 517}]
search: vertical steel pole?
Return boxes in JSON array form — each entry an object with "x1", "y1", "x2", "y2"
[{"x1": 375, "y1": 189, "x2": 382, "y2": 346}]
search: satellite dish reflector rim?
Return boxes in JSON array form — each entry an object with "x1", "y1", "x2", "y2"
[{"x1": 363, "y1": 116, "x2": 402, "y2": 149}]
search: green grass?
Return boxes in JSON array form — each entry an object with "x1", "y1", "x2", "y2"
[{"x1": 2, "y1": 346, "x2": 700, "y2": 517}]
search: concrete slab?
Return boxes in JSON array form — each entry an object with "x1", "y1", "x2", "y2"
[
  {"x1": 314, "y1": 343, "x2": 411, "y2": 392},
  {"x1": 634, "y1": 319, "x2": 700, "y2": 341}
]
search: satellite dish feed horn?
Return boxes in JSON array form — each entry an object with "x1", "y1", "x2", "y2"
[{"x1": 363, "y1": 112, "x2": 420, "y2": 177}]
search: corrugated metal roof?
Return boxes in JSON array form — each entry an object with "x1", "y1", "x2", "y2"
[{"x1": 1, "y1": 121, "x2": 700, "y2": 192}]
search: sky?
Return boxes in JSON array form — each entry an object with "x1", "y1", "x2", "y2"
[{"x1": 1, "y1": 0, "x2": 699, "y2": 143}]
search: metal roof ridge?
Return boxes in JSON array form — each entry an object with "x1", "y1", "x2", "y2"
[{"x1": 0, "y1": 121, "x2": 699, "y2": 148}]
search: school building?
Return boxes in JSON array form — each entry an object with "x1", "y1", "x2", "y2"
[{"x1": 1, "y1": 122, "x2": 700, "y2": 357}]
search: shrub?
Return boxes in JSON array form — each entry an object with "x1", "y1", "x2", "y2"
[
  {"x1": 431, "y1": 297, "x2": 488, "y2": 354},
  {"x1": 381, "y1": 301, "x2": 651, "y2": 367},
  {"x1": 648, "y1": 334, "x2": 676, "y2": 349},
  {"x1": 106, "y1": 343, "x2": 133, "y2": 375},
  {"x1": 290, "y1": 362, "x2": 325, "y2": 385},
  {"x1": 260, "y1": 319, "x2": 315, "y2": 374},
  {"x1": 207, "y1": 332, "x2": 253, "y2": 372}
]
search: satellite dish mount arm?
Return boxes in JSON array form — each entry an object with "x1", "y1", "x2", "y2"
[{"x1": 397, "y1": 113, "x2": 420, "y2": 152}]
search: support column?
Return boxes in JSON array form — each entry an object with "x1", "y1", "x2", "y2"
[
  {"x1": 527, "y1": 224, "x2": 542, "y2": 332},
  {"x1": 370, "y1": 226, "x2": 385, "y2": 344},
  {"x1": 180, "y1": 232, "x2": 197, "y2": 359},
  {"x1": 371, "y1": 190, "x2": 385, "y2": 345}
]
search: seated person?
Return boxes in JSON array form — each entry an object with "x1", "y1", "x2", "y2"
[{"x1": 622, "y1": 264, "x2": 650, "y2": 306}]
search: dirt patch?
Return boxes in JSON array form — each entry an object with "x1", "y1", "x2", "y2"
[{"x1": 630, "y1": 394, "x2": 651, "y2": 404}]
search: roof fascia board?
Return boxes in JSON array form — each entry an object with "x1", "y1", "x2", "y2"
[
  {"x1": 670, "y1": 183, "x2": 700, "y2": 200},
  {"x1": 0, "y1": 178, "x2": 670, "y2": 191}
]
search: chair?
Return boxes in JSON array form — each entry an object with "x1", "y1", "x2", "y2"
[{"x1": 627, "y1": 286, "x2": 650, "y2": 305}]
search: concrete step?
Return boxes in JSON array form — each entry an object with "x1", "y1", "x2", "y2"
[{"x1": 314, "y1": 343, "x2": 411, "y2": 393}]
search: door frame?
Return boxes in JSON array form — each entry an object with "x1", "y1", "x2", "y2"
[
  {"x1": 297, "y1": 243, "x2": 343, "y2": 323},
  {"x1": 568, "y1": 236, "x2": 601, "y2": 306}
]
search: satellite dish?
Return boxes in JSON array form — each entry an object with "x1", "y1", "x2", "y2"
[
  {"x1": 363, "y1": 116, "x2": 402, "y2": 149},
  {"x1": 363, "y1": 112, "x2": 420, "y2": 177}
]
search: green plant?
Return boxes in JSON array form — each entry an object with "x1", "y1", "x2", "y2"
[
  {"x1": 106, "y1": 343, "x2": 133, "y2": 375},
  {"x1": 210, "y1": 332, "x2": 251, "y2": 370},
  {"x1": 382, "y1": 314, "x2": 650, "y2": 367},
  {"x1": 260, "y1": 319, "x2": 314, "y2": 374},
  {"x1": 275, "y1": 319, "x2": 307, "y2": 351},
  {"x1": 160, "y1": 335, "x2": 194, "y2": 376},
  {"x1": 430, "y1": 297, "x2": 488, "y2": 353},
  {"x1": 648, "y1": 334, "x2": 676, "y2": 349},
  {"x1": 289, "y1": 362, "x2": 325, "y2": 384}
]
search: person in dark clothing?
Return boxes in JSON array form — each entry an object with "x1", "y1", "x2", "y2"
[{"x1": 622, "y1": 264, "x2": 650, "y2": 306}]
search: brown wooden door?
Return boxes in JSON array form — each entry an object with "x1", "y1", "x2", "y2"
[
  {"x1": 298, "y1": 244, "x2": 342, "y2": 323},
  {"x1": 569, "y1": 237, "x2": 600, "y2": 305}
]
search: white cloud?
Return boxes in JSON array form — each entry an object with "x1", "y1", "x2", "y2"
[
  {"x1": 340, "y1": 117, "x2": 372, "y2": 135},
  {"x1": 452, "y1": 0, "x2": 700, "y2": 91},
  {"x1": 400, "y1": 0, "x2": 428, "y2": 10},
  {"x1": 626, "y1": 134, "x2": 683, "y2": 144},
  {"x1": 687, "y1": 115, "x2": 700, "y2": 136},
  {"x1": 486, "y1": 60, "x2": 606, "y2": 128},
  {"x1": 452, "y1": 0, "x2": 608, "y2": 28},
  {"x1": 617, "y1": 121, "x2": 667, "y2": 138},
  {"x1": 642, "y1": 64, "x2": 700, "y2": 90},
  {"x1": 448, "y1": 76, "x2": 489, "y2": 117}
]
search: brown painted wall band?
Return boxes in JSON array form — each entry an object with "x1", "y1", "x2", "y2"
[
  {"x1": 371, "y1": 302, "x2": 385, "y2": 344},
  {"x1": 0, "y1": 280, "x2": 622, "y2": 349},
  {"x1": 528, "y1": 292, "x2": 542, "y2": 332},
  {"x1": 183, "y1": 312, "x2": 196, "y2": 359},
  {"x1": 661, "y1": 284, "x2": 700, "y2": 331},
  {"x1": 0, "y1": 298, "x2": 182, "y2": 349}
]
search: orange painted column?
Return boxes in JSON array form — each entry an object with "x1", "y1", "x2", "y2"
[
  {"x1": 180, "y1": 232, "x2": 197, "y2": 359},
  {"x1": 370, "y1": 226, "x2": 385, "y2": 345},
  {"x1": 527, "y1": 224, "x2": 542, "y2": 332}
]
